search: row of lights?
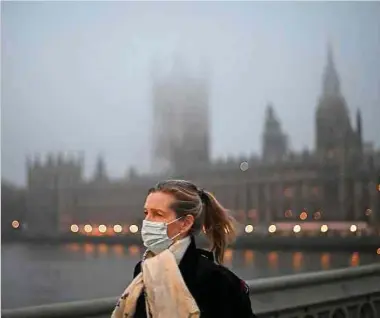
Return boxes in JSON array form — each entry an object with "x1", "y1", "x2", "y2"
[
  {"x1": 70, "y1": 224, "x2": 139, "y2": 234},
  {"x1": 285, "y1": 209, "x2": 373, "y2": 220},
  {"x1": 285, "y1": 210, "x2": 320, "y2": 220},
  {"x1": 9, "y1": 221, "x2": 380, "y2": 255},
  {"x1": 10, "y1": 219, "x2": 364, "y2": 235},
  {"x1": 244, "y1": 224, "x2": 359, "y2": 234}
]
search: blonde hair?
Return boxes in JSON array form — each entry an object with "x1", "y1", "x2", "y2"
[{"x1": 148, "y1": 179, "x2": 236, "y2": 264}]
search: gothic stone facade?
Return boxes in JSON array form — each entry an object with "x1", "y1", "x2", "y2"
[
  {"x1": 24, "y1": 151, "x2": 380, "y2": 236},
  {"x1": 24, "y1": 46, "x2": 380, "y2": 235}
]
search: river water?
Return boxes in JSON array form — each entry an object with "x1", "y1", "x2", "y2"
[{"x1": 2, "y1": 242, "x2": 379, "y2": 309}]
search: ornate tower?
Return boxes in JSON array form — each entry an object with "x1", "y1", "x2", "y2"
[
  {"x1": 93, "y1": 154, "x2": 108, "y2": 182},
  {"x1": 355, "y1": 108, "x2": 363, "y2": 153},
  {"x1": 315, "y1": 44, "x2": 358, "y2": 158},
  {"x1": 151, "y1": 56, "x2": 210, "y2": 174},
  {"x1": 315, "y1": 44, "x2": 364, "y2": 221},
  {"x1": 262, "y1": 103, "x2": 288, "y2": 162}
]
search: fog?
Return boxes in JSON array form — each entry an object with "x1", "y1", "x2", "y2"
[{"x1": 2, "y1": 1, "x2": 380, "y2": 185}]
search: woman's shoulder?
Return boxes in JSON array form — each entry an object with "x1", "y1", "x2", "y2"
[
  {"x1": 195, "y1": 249, "x2": 249, "y2": 293},
  {"x1": 195, "y1": 249, "x2": 254, "y2": 317}
]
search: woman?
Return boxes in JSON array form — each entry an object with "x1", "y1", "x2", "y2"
[{"x1": 112, "y1": 179, "x2": 256, "y2": 318}]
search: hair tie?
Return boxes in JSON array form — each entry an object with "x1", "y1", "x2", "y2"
[{"x1": 197, "y1": 188, "x2": 208, "y2": 203}]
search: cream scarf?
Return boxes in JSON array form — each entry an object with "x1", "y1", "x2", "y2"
[{"x1": 111, "y1": 237, "x2": 200, "y2": 318}]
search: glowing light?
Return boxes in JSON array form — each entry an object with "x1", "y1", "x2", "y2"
[
  {"x1": 84, "y1": 243, "x2": 95, "y2": 254},
  {"x1": 268, "y1": 251, "x2": 278, "y2": 270},
  {"x1": 224, "y1": 248, "x2": 233, "y2": 263},
  {"x1": 240, "y1": 161, "x2": 249, "y2": 171},
  {"x1": 128, "y1": 245, "x2": 140, "y2": 256},
  {"x1": 98, "y1": 225, "x2": 107, "y2": 233},
  {"x1": 98, "y1": 243, "x2": 108, "y2": 254},
  {"x1": 377, "y1": 184, "x2": 380, "y2": 192},
  {"x1": 350, "y1": 252, "x2": 360, "y2": 267},
  {"x1": 245, "y1": 225, "x2": 254, "y2": 233},
  {"x1": 70, "y1": 224, "x2": 79, "y2": 233},
  {"x1": 129, "y1": 225, "x2": 139, "y2": 233},
  {"x1": 350, "y1": 224, "x2": 357, "y2": 232},
  {"x1": 321, "y1": 253, "x2": 330, "y2": 270},
  {"x1": 293, "y1": 224, "x2": 301, "y2": 233},
  {"x1": 365, "y1": 209, "x2": 372, "y2": 216},
  {"x1": 244, "y1": 250, "x2": 254, "y2": 265},
  {"x1": 11, "y1": 220, "x2": 20, "y2": 229},
  {"x1": 293, "y1": 252, "x2": 304, "y2": 271},
  {"x1": 300, "y1": 212, "x2": 308, "y2": 220},
  {"x1": 320, "y1": 224, "x2": 328, "y2": 233},
  {"x1": 268, "y1": 225, "x2": 276, "y2": 233},
  {"x1": 113, "y1": 224, "x2": 123, "y2": 233},
  {"x1": 113, "y1": 244, "x2": 124, "y2": 256},
  {"x1": 377, "y1": 248, "x2": 380, "y2": 255},
  {"x1": 284, "y1": 210, "x2": 292, "y2": 218},
  {"x1": 84, "y1": 224, "x2": 93, "y2": 233}
]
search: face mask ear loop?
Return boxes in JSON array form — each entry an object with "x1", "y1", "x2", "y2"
[
  {"x1": 167, "y1": 215, "x2": 188, "y2": 241},
  {"x1": 167, "y1": 215, "x2": 184, "y2": 226},
  {"x1": 169, "y1": 231, "x2": 183, "y2": 241}
]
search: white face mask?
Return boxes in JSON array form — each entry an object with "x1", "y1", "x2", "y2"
[{"x1": 141, "y1": 217, "x2": 183, "y2": 255}]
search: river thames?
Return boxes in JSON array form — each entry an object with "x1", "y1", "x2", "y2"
[{"x1": 2, "y1": 242, "x2": 379, "y2": 309}]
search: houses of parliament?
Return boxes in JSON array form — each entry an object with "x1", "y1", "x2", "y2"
[{"x1": 2, "y1": 45, "x2": 380, "y2": 237}]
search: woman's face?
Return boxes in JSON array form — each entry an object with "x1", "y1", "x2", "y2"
[{"x1": 143, "y1": 191, "x2": 193, "y2": 239}]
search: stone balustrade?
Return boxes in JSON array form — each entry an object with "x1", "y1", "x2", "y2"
[{"x1": 2, "y1": 263, "x2": 380, "y2": 318}]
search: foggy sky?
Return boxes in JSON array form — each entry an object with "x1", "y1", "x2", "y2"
[{"x1": 2, "y1": 1, "x2": 380, "y2": 186}]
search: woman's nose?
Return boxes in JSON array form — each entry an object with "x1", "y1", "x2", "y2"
[{"x1": 145, "y1": 214, "x2": 153, "y2": 221}]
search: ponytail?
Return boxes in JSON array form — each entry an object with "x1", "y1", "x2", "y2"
[
  {"x1": 201, "y1": 191, "x2": 236, "y2": 264},
  {"x1": 148, "y1": 179, "x2": 236, "y2": 264}
]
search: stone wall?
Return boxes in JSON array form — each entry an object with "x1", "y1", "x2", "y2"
[{"x1": 3, "y1": 263, "x2": 380, "y2": 318}]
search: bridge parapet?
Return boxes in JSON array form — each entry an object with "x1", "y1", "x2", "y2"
[
  {"x1": 2, "y1": 263, "x2": 380, "y2": 318},
  {"x1": 248, "y1": 263, "x2": 380, "y2": 317}
]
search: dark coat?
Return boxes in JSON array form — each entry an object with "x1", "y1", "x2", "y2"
[{"x1": 132, "y1": 236, "x2": 256, "y2": 318}]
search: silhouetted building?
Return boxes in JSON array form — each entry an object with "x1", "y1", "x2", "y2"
[
  {"x1": 93, "y1": 154, "x2": 108, "y2": 182},
  {"x1": 315, "y1": 44, "x2": 362, "y2": 159},
  {"x1": 151, "y1": 57, "x2": 210, "y2": 174},
  {"x1": 21, "y1": 45, "x2": 380, "y2": 237},
  {"x1": 262, "y1": 103, "x2": 288, "y2": 162},
  {"x1": 25, "y1": 153, "x2": 83, "y2": 236}
]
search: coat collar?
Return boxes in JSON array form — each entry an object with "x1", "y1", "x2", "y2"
[
  {"x1": 177, "y1": 236, "x2": 214, "y2": 290},
  {"x1": 136, "y1": 236, "x2": 215, "y2": 287}
]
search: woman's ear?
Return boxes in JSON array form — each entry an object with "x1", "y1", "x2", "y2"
[{"x1": 182, "y1": 214, "x2": 195, "y2": 234}]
